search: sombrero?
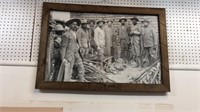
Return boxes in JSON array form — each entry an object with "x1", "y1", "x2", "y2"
[
  {"x1": 54, "y1": 19, "x2": 65, "y2": 24},
  {"x1": 119, "y1": 18, "x2": 127, "y2": 22},
  {"x1": 52, "y1": 24, "x2": 65, "y2": 31},
  {"x1": 65, "y1": 19, "x2": 81, "y2": 27},
  {"x1": 96, "y1": 20, "x2": 105, "y2": 25},
  {"x1": 130, "y1": 16, "x2": 139, "y2": 21},
  {"x1": 106, "y1": 20, "x2": 113, "y2": 23},
  {"x1": 141, "y1": 19, "x2": 150, "y2": 23}
]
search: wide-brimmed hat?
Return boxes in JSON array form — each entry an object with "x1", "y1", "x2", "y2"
[
  {"x1": 88, "y1": 19, "x2": 96, "y2": 24},
  {"x1": 52, "y1": 24, "x2": 65, "y2": 31},
  {"x1": 141, "y1": 19, "x2": 150, "y2": 23},
  {"x1": 106, "y1": 20, "x2": 113, "y2": 23},
  {"x1": 65, "y1": 19, "x2": 81, "y2": 27},
  {"x1": 119, "y1": 18, "x2": 127, "y2": 22},
  {"x1": 130, "y1": 16, "x2": 139, "y2": 21},
  {"x1": 96, "y1": 20, "x2": 105, "y2": 25},
  {"x1": 81, "y1": 19, "x2": 89, "y2": 24},
  {"x1": 54, "y1": 19, "x2": 65, "y2": 25}
]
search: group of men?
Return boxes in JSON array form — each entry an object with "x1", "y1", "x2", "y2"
[{"x1": 47, "y1": 16, "x2": 158, "y2": 82}]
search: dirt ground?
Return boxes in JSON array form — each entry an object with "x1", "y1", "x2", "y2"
[{"x1": 107, "y1": 65, "x2": 149, "y2": 83}]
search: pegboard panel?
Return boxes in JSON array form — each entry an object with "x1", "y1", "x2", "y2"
[
  {"x1": 0, "y1": 0, "x2": 36, "y2": 65},
  {"x1": 0, "y1": 0, "x2": 200, "y2": 69}
]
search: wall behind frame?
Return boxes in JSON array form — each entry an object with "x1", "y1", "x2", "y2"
[
  {"x1": 0, "y1": 67, "x2": 199, "y2": 111},
  {"x1": 0, "y1": 0, "x2": 200, "y2": 70}
]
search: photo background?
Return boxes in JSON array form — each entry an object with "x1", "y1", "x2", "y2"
[{"x1": 48, "y1": 11, "x2": 161, "y2": 84}]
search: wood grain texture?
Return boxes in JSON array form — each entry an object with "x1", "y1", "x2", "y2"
[
  {"x1": 35, "y1": 2, "x2": 170, "y2": 93},
  {"x1": 0, "y1": 107, "x2": 62, "y2": 112}
]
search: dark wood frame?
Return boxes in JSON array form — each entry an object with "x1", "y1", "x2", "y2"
[{"x1": 35, "y1": 2, "x2": 170, "y2": 93}]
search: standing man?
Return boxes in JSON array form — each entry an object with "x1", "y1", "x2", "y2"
[
  {"x1": 94, "y1": 20, "x2": 106, "y2": 68},
  {"x1": 104, "y1": 20, "x2": 114, "y2": 56},
  {"x1": 51, "y1": 24, "x2": 65, "y2": 80},
  {"x1": 128, "y1": 16, "x2": 142, "y2": 69},
  {"x1": 112, "y1": 27, "x2": 121, "y2": 61},
  {"x1": 45, "y1": 19, "x2": 56, "y2": 81},
  {"x1": 76, "y1": 19, "x2": 89, "y2": 58},
  {"x1": 117, "y1": 18, "x2": 129, "y2": 63},
  {"x1": 141, "y1": 19, "x2": 157, "y2": 67},
  {"x1": 88, "y1": 20, "x2": 96, "y2": 55},
  {"x1": 59, "y1": 19, "x2": 85, "y2": 82}
]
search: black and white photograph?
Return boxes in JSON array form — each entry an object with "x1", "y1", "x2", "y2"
[
  {"x1": 45, "y1": 11, "x2": 161, "y2": 84},
  {"x1": 35, "y1": 3, "x2": 170, "y2": 92}
]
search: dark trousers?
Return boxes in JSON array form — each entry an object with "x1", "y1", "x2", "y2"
[
  {"x1": 142, "y1": 47, "x2": 154, "y2": 67},
  {"x1": 120, "y1": 39, "x2": 128, "y2": 62}
]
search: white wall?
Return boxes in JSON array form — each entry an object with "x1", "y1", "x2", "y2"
[
  {"x1": 0, "y1": 66, "x2": 199, "y2": 112},
  {"x1": 0, "y1": 66, "x2": 3, "y2": 107}
]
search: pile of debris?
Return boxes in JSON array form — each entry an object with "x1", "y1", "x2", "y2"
[
  {"x1": 131, "y1": 60, "x2": 161, "y2": 84},
  {"x1": 83, "y1": 59, "x2": 115, "y2": 83}
]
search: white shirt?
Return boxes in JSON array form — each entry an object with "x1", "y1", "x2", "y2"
[
  {"x1": 70, "y1": 30, "x2": 79, "y2": 49},
  {"x1": 94, "y1": 27, "x2": 105, "y2": 48},
  {"x1": 70, "y1": 30, "x2": 77, "y2": 40}
]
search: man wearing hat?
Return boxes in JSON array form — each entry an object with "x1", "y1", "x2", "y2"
[
  {"x1": 76, "y1": 19, "x2": 90, "y2": 58},
  {"x1": 141, "y1": 19, "x2": 157, "y2": 67},
  {"x1": 128, "y1": 16, "x2": 142, "y2": 70},
  {"x1": 46, "y1": 24, "x2": 65, "y2": 81},
  {"x1": 59, "y1": 18, "x2": 85, "y2": 82},
  {"x1": 117, "y1": 17, "x2": 129, "y2": 62},
  {"x1": 94, "y1": 20, "x2": 106, "y2": 68},
  {"x1": 51, "y1": 24, "x2": 65, "y2": 80},
  {"x1": 45, "y1": 20, "x2": 56, "y2": 81},
  {"x1": 104, "y1": 20, "x2": 114, "y2": 56},
  {"x1": 88, "y1": 19, "x2": 96, "y2": 53}
]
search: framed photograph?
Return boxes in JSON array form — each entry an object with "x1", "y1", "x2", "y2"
[{"x1": 35, "y1": 2, "x2": 170, "y2": 92}]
